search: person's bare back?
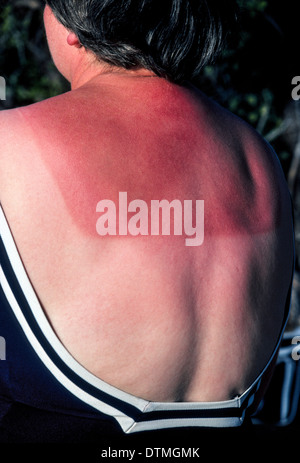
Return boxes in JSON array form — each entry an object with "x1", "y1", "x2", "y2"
[{"x1": 0, "y1": 73, "x2": 294, "y2": 404}]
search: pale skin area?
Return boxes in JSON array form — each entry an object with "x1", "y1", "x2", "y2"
[{"x1": 0, "y1": 6, "x2": 294, "y2": 404}]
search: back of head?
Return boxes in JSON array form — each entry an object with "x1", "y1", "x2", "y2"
[{"x1": 45, "y1": 0, "x2": 238, "y2": 84}]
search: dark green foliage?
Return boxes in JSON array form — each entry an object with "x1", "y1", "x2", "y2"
[{"x1": 0, "y1": 0, "x2": 68, "y2": 108}]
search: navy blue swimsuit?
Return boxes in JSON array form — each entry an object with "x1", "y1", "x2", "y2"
[{"x1": 0, "y1": 204, "x2": 292, "y2": 443}]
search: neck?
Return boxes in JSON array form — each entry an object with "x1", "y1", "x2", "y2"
[{"x1": 69, "y1": 56, "x2": 159, "y2": 90}]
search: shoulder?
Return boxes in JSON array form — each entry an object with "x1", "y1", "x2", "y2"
[
  {"x1": 194, "y1": 91, "x2": 293, "y2": 243},
  {"x1": 205, "y1": 90, "x2": 290, "y2": 202},
  {"x1": 0, "y1": 107, "x2": 25, "y2": 143},
  {"x1": 0, "y1": 108, "x2": 26, "y2": 197},
  {"x1": 0, "y1": 93, "x2": 70, "y2": 160},
  {"x1": 0, "y1": 99, "x2": 58, "y2": 203},
  {"x1": 0, "y1": 100, "x2": 50, "y2": 151}
]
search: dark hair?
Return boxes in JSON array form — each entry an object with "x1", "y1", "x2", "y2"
[{"x1": 45, "y1": 0, "x2": 238, "y2": 83}]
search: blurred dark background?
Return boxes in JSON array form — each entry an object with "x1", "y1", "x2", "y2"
[{"x1": 1, "y1": 0, "x2": 300, "y2": 442}]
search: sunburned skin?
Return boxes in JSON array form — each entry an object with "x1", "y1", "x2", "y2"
[
  {"x1": 0, "y1": 73, "x2": 294, "y2": 403},
  {"x1": 18, "y1": 78, "x2": 281, "y2": 241}
]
